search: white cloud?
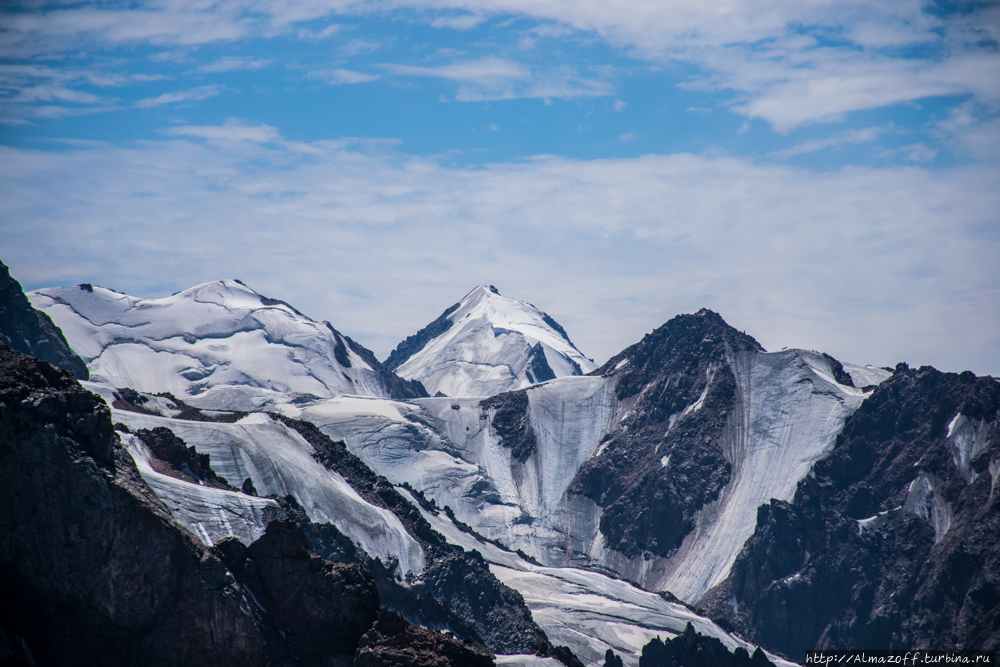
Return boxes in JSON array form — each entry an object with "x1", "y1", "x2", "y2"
[
  {"x1": 163, "y1": 118, "x2": 282, "y2": 143},
  {"x1": 381, "y1": 57, "x2": 611, "y2": 101},
  {"x1": 310, "y1": 68, "x2": 379, "y2": 84},
  {"x1": 198, "y1": 56, "x2": 272, "y2": 73},
  {"x1": 2, "y1": 123, "x2": 997, "y2": 376},
  {"x1": 297, "y1": 23, "x2": 341, "y2": 40},
  {"x1": 613, "y1": 99, "x2": 627, "y2": 112},
  {"x1": 430, "y1": 14, "x2": 485, "y2": 30},
  {"x1": 134, "y1": 84, "x2": 220, "y2": 107},
  {"x1": 769, "y1": 125, "x2": 888, "y2": 160},
  {"x1": 879, "y1": 143, "x2": 937, "y2": 163},
  {"x1": 3, "y1": 0, "x2": 997, "y2": 130},
  {"x1": 619, "y1": 131, "x2": 634, "y2": 141}
]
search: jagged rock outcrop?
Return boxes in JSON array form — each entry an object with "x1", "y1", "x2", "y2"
[
  {"x1": 0, "y1": 344, "x2": 268, "y2": 666},
  {"x1": 274, "y1": 415, "x2": 551, "y2": 655},
  {"x1": 702, "y1": 364, "x2": 1000, "y2": 659},
  {"x1": 639, "y1": 623, "x2": 775, "y2": 667},
  {"x1": 0, "y1": 260, "x2": 88, "y2": 380},
  {"x1": 570, "y1": 309, "x2": 762, "y2": 559},
  {"x1": 355, "y1": 607, "x2": 494, "y2": 667},
  {"x1": 135, "y1": 425, "x2": 238, "y2": 490},
  {"x1": 213, "y1": 519, "x2": 380, "y2": 663}
]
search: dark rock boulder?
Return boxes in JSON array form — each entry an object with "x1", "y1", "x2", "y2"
[
  {"x1": 0, "y1": 344, "x2": 270, "y2": 666},
  {"x1": 384, "y1": 302, "x2": 461, "y2": 371},
  {"x1": 480, "y1": 390, "x2": 538, "y2": 463},
  {"x1": 0, "y1": 260, "x2": 88, "y2": 380},
  {"x1": 703, "y1": 364, "x2": 1000, "y2": 659},
  {"x1": 214, "y1": 519, "x2": 380, "y2": 662},
  {"x1": 639, "y1": 623, "x2": 775, "y2": 667},
  {"x1": 135, "y1": 425, "x2": 238, "y2": 490},
  {"x1": 354, "y1": 607, "x2": 495, "y2": 667}
]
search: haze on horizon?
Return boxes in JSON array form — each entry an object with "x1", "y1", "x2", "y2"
[{"x1": 1, "y1": 0, "x2": 998, "y2": 376}]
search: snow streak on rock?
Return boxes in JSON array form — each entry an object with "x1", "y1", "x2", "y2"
[{"x1": 388, "y1": 286, "x2": 596, "y2": 398}]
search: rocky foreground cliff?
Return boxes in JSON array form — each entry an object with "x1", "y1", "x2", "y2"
[{"x1": 0, "y1": 344, "x2": 490, "y2": 666}]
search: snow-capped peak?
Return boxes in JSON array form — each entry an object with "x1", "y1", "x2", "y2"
[
  {"x1": 385, "y1": 285, "x2": 596, "y2": 397},
  {"x1": 28, "y1": 279, "x2": 424, "y2": 403}
]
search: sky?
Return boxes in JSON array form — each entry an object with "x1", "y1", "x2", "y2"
[{"x1": 1, "y1": 0, "x2": 998, "y2": 375}]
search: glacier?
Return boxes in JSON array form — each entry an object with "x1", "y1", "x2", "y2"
[
  {"x1": 388, "y1": 286, "x2": 596, "y2": 397},
  {"x1": 29, "y1": 280, "x2": 405, "y2": 400}
]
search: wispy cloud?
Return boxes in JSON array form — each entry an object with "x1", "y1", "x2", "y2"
[
  {"x1": 381, "y1": 57, "x2": 611, "y2": 101},
  {"x1": 135, "y1": 84, "x2": 220, "y2": 108},
  {"x1": 2, "y1": 0, "x2": 997, "y2": 131},
  {"x1": 297, "y1": 24, "x2": 340, "y2": 40},
  {"x1": 769, "y1": 125, "x2": 889, "y2": 160},
  {"x1": 3, "y1": 122, "x2": 997, "y2": 374},
  {"x1": 309, "y1": 68, "x2": 379, "y2": 84},
  {"x1": 163, "y1": 118, "x2": 282, "y2": 143},
  {"x1": 198, "y1": 56, "x2": 272, "y2": 73},
  {"x1": 879, "y1": 143, "x2": 938, "y2": 163}
]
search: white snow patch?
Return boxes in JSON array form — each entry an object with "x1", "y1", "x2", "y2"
[
  {"x1": 29, "y1": 281, "x2": 395, "y2": 400},
  {"x1": 398, "y1": 488, "x2": 796, "y2": 667},
  {"x1": 858, "y1": 473, "x2": 953, "y2": 543},
  {"x1": 114, "y1": 405, "x2": 426, "y2": 573},
  {"x1": 990, "y1": 459, "x2": 1000, "y2": 500},
  {"x1": 394, "y1": 286, "x2": 596, "y2": 398},
  {"x1": 946, "y1": 413, "x2": 990, "y2": 482},
  {"x1": 653, "y1": 348, "x2": 866, "y2": 602},
  {"x1": 841, "y1": 363, "x2": 893, "y2": 388}
]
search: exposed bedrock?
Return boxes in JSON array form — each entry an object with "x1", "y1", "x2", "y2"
[
  {"x1": 213, "y1": 518, "x2": 380, "y2": 662},
  {"x1": 702, "y1": 364, "x2": 1000, "y2": 659},
  {"x1": 639, "y1": 622, "x2": 775, "y2": 667},
  {"x1": 355, "y1": 606, "x2": 495, "y2": 667},
  {"x1": 0, "y1": 260, "x2": 88, "y2": 380},
  {"x1": 0, "y1": 344, "x2": 268, "y2": 666},
  {"x1": 276, "y1": 415, "x2": 550, "y2": 655},
  {"x1": 570, "y1": 309, "x2": 762, "y2": 560}
]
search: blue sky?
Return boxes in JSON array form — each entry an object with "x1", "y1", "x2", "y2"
[{"x1": 1, "y1": 0, "x2": 998, "y2": 374}]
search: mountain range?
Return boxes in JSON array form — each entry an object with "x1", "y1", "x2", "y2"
[{"x1": 2, "y1": 259, "x2": 997, "y2": 666}]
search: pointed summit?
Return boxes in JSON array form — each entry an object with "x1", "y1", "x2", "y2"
[{"x1": 385, "y1": 285, "x2": 595, "y2": 397}]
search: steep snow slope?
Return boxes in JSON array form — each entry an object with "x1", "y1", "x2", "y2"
[
  {"x1": 399, "y1": 488, "x2": 797, "y2": 667},
  {"x1": 87, "y1": 383, "x2": 427, "y2": 576},
  {"x1": 30, "y1": 281, "x2": 423, "y2": 401},
  {"x1": 291, "y1": 377, "x2": 618, "y2": 562},
  {"x1": 650, "y1": 348, "x2": 867, "y2": 600},
  {"x1": 386, "y1": 286, "x2": 596, "y2": 397},
  {"x1": 305, "y1": 324, "x2": 871, "y2": 603}
]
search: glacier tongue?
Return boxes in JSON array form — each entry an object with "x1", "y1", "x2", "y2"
[
  {"x1": 389, "y1": 286, "x2": 596, "y2": 397},
  {"x1": 97, "y1": 384, "x2": 427, "y2": 576},
  {"x1": 29, "y1": 280, "x2": 404, "y2": 400}
]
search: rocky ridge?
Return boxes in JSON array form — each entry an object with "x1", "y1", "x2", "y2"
[
  {"x1": 0, "y1": 343, "x2": 494, "y2": 667},
  {"x1": 702, "y1": 364, "x2": 1000, "y2": 659},
  {"x1": 0, "y1": 260, "x2": 88, "y2": 380}
]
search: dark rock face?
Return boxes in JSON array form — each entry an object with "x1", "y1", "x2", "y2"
[
  {"x1": 326, "y1": 322, "x2": 429, "y2": 399},
  {"x1": 273, "y1": 415, "x2": 550, "y2": 655},
  {"x1": 384, "y1": 302, "x2": 461, "y2": 371},
  {"x1": 481, "y1": 390, "x2": 538, "y2": 463},
  {"x1": 526, "y1": 342, "x2": 558, "y2": 384},
  {"x1": 213, "y1": 519, "x2": 380, "y2": 662},
  {"x1": 639, "y1": 623, "x2": 775, "y2": 667},
  {"x1": 570, "y1": 309, "x2": 762, "y2": 559},
  {"x1": 0, "y1": 260, "x2": 88, "y2": 380},
  {"x1": 0, "y1": 344, "x2": 268, "y2": 666},
  {"x1": 703, "y1": 365, "x2": 1000, "y2": 659},
  {"x1": 355, "y1": 607, "x2": 495, "y2": 667},
  {"x1": 135, "y1": 425, "x2": 238, "y2": 490}
]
